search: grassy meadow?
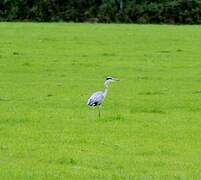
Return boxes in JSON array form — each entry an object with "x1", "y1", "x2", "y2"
[{"x1": 1, "y1": 23, "x2": 201, "y2": 179}]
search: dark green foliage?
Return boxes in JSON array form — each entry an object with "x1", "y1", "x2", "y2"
[{"x1": 1, "y1": 0, "x2": 201, "y2": 23}]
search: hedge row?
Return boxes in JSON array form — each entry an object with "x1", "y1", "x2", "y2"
[{"x1": 1, "y1": 0, "x2": 201, "y2": 24}]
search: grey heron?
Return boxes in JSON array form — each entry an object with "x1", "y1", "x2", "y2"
[{"x1": 87, "y1": 76, "x2": 119, "y2": 119}]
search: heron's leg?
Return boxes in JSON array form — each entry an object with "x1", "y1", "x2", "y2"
[{"x1": 98, "y1": 107, "x2": 101, "y2": 119}]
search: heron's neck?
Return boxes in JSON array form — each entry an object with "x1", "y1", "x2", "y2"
[{"x1": 103, "y1": 84, "x2": 109, "y2": 98}]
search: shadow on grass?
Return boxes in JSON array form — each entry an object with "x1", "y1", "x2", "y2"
[
  {"x1": 138, "y1": 91, "x2": 165, "y2": 95},
  {"x1": 158, "y1": 50, "x2": 171, "y2": 53},
  {"x1": 0, "y1": 118, "x2": 29, "y2": 126},
  {"x1": 13, "y1": 51, "x2": 20, "y2": 55},
  {"x1": 188, "y1": 107, "x2": 201, "y2": 112},
  {"x1": 101, "y1": 53, "x2": 116, "y2": 57},
  {"x1": 130, "y1": 107, "x2": 165, "y2": 114},
  {"x1": 0, "y1": 98, "x2": 9, "y2": 101},
  {"x1": 99, "y1": 114, "x2": 125, "y2": 122},
  {"x1": 22, "y1": 62, "x2": 31, "y2": 66},
  {"x1": 136, "y1": 76, "x2": 163, "y2": 81},
  {"x1": 56, "y1": 157, "x2": 77, "y2": 166},
  {"x1": 136, "y1": 148, "x2": 176, "y2": 157},
  {"x1": 193, "y1": 90, "x2": 201, "y2": 94}
]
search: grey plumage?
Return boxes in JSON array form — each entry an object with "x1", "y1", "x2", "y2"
[
  {"x1": 87, "y1": 76, "x2": 119, "y2": 110},
  {"x1": 87, "y1": 91, "x2": 104, "y2": 106}
]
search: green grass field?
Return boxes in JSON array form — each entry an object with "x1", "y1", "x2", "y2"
[{"x1": 1, "y1": 23, "x2": 201, "y2": 179}]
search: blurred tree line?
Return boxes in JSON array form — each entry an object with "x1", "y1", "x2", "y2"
[{"x1": 0, "y1": 0, "x2": 201, "y2": 24}]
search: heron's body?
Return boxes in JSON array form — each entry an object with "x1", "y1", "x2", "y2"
[
  {"x1": 87, "y1": 91, "x2": 104, "y2": 106},
  {"x1": 87, "y1": 88, "x2": 108, "y2": 107}
]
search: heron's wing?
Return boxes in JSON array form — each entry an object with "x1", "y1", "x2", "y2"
[{"x1": 87, "y1": 91, "x2": 104, "y2": 106}]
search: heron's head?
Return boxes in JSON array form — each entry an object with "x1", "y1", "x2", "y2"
[{"x1": 104, "y1": 76, "x2": 119, "y2": 86}]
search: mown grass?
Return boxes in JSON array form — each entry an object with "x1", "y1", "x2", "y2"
[{"x1": 0, "y1": 23, "x2": 201, "y2": 179}]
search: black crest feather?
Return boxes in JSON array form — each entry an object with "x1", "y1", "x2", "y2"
[{"x1": 105, "y1": 77, "x2": 112, "y2": 81}]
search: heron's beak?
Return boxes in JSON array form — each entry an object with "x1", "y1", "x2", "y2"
[{"x1": 114, "y1": 78, "x2": 120, "y2": 82}]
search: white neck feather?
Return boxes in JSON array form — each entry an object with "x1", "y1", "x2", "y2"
[
  {"x1": 103, "y1": 80, "x2": 111, "y2": 97},
  {"x1": 103, "y1": 86, "x2": 108, "y2": 98}
]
